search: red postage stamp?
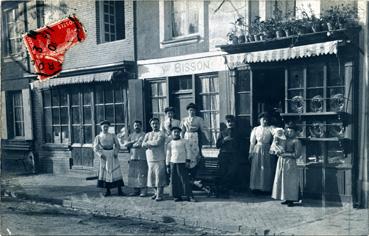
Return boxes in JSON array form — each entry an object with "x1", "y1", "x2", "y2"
[{"x1": 23, "y1": 15, "x2": 87, "y2": 80}]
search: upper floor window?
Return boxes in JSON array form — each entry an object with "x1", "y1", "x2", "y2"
[
  {"x1": 160, "y1": 0, "x2": 205, "y2": 47},
  {"x1": 171, "y1": 0, "x2": 200, "y2": 37},
  {"x1": 4, "y1": 8, "x2": 23, "y2": 56},
  {"x1": 96, "y1": 0, "x2": 125, "y2": 44}
]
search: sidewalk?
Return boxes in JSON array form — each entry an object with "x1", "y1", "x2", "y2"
[{"x1": 1, "y1": 171, "x2": 368, "y2": 235}]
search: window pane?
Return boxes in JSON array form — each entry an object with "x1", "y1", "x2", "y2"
[
  {"x1": 52, "y1": 91, "x2": 60, "y2": 106},
  {"x1": 71, "y1": 107, "x2": 80, "y2": 124},
  {"x1": 53, "y1": 126, "x2": 61, "y2": 144},
  {"x1": 105, "y1": 89, "x2": 113, "y2": 103},
  {"x1": 105, "y1": 105, "x2": 114, "y2": 123},
  {"x1": 95, "y1": 105, "x2": 105, "y2": 124},
  {"x1": 237, "y1": 72, "x2": 250, "y2": 91},
  {"x1": 83, "y1": 91, "x2": 91, "y2": 105},
  {"x1": 328, "y1": 62, "x2": 344, "y2": 86},
  {"x1": 172, "y1": 1, "x2": 186, "y2": 37},
  {"x1": 72, "y1": 126, "x2": 81, "y2": 143},
  {"x1": 104, "y1": 14, "x2": 109, "y2": 23},
  {"x1": 96, "y1": 88, "x2": 104, "y2": 104},
  {"x1": 238, "y1": 93, "x2": 251, "y2": 114},
  {"x1": 115, "y1": 104, "x2": 124, "y2": 123},
  {"x1": 152, "y1": 99, "x2": 159, "y2": 112},
  {"x1": 288, "y1": 90, "x2": 303, "y2": 99},
  {"x1": 307, "y1": 64, "x2": 324, "y2": 87},
  {"x1": 151, "y1": 83, "x2": 157, "y2": 96},
  {"x1": 289, "y1": 68, "x2": 304, "y2": 88},
  {"x1": 15, "y1": 123, "x2": 24, "y2": 136},
  {"x1": 71, "y1": 91, "x2": 79, "y2": 105},
  {"x1": 110, "y1": 25, "x2": 115, "y2": 33},
  {"x1": 84, "y1": 126, "x2": 92, "y2": 144},
  {"x1": 43, "y1": 90, "x2": 51, "y2": 107},
  {"x1": 15, "y1": 107, "x2": 23, "y2": 122},
  {"x1": 114, "y1": 88, "x2": 123, "y2": 103},
  {"x1": 60, "y1": 107, "x2": 68, "y2": 124},
  {"x1": 52, "y1": 108, "x2": 60, "y2": 124},
  {"x1": 83, "y1": 106, "x2": 92, "y2": 124},
  {"x1": 188, "y1": 1, "x2": 200, "y2": 34},
  {"x1": 13, "y1": 93, "x2": 22, "y2": 106},
  {"x1": 61, "y1": 126, "x2": 69, "y2": 144},
  {"x1": 60, "y1": 91, "x2": 68, "y2": 106},
  {"x1": 158, "y1": 82, "x2": 167, "y2": 96}
]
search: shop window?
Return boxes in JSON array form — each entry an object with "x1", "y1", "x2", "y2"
[
  {"x1": 94, "y1": 85, "x2": 126, "y2": 136},
  {"x1": 198, "y1": 75, "x2": 219, "y2": 147},
  {"x1": 43, "y1": 85, "x2": 126, "y2": 144},
  {"x1": 8, "y1": 91, "x2": 25, "y2": 138},
  {"x1": 43, "y1": 89, "x2": 69, "y2": 144},
  {"x1": 96, "y1": 0, "x2": 125, "y2": 44},
  {"x1": 149, "y1": 80, "x2": 167, "y2": 125},
  {"x1": 159, "y1": 0, "x2": 205, "y2": 47},
  {"x1": 4, "y1": 7, "x2": 24, "y2": 56}
]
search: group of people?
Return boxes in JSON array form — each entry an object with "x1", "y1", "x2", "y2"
[{"x1": 93, "y1": 102, "x2": 302, "y2": 206}]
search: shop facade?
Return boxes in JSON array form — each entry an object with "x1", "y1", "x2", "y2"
[{"x1": 138, "y1": 29, "x2": 361, "y2": 204}]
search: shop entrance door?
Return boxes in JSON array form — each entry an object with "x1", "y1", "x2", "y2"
[
  {"x1": 171, "y1": 76, "x2": 194, "y2": 121},
  {"x1": 252, "y1": 69, "x2": 285, "y2": 126}
]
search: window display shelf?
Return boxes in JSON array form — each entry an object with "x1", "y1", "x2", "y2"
[{"x1": 281, "y1": 112, "x2": 340, "y2": 117}]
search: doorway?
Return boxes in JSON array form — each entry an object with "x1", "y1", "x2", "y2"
[
  {"x1": 253, "y1": 69, "x2": 285, "y2": 126},
  {"x1": 170, "y1": 76, "x2": 194, "y2": 121}
]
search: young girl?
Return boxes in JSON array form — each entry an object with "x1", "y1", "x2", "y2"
[{"x1": 142, "y1": 118, "x2": 167, "y2": 201}]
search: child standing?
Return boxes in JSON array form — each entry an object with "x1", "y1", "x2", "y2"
[
  {"x1": 142, "y1": 117, "x2": 167, "y2": 201},
  {"x1": 166, "y1": 126, "x2": 192, "y2": 202},
  {"x1": 123, "y1": 120, "x2": 148, "y2": 197}
]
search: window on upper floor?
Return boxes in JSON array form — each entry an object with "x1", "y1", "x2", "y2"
[
  {"x1": 160, "y1": 0, "x2": 205, "y2": 48},
  {"x1": 36, "y1": 0, "x2": 45, "y2": 28},
  {"x1": 4, "y1": 7, "x2": 24, "y2": 56},
  {"x1": 96, "y1": 0, "x2": 125, "y2": 44}
]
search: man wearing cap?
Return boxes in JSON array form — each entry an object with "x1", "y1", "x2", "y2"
[
  {"x1": 161, "y1": 107, "x2": 181, "y2": 136},
  {"x1": 216, "y1": 115, "x2": 241, "y2": 197},
  {"x1": 93, "y1": 120, "x2": 125, "y2": 197}
]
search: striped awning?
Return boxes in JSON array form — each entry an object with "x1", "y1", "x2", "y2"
[
  {"x1": 225, "y1": 40, "x2": 339, "y2": 69},
  {"x1": 32, "y1": 71, "x2": 118, "y2": 89}
]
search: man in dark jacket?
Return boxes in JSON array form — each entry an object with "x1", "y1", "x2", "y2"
[{"x1": 216, "y1": 115, "x2": 241, "y2": 198}]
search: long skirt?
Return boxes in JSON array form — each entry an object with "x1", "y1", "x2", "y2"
[
  {"x1": 184, "y1": 132, "x2": 200, "y2": 168},
  {"x1": 97, "y1": 149, "x2": 124, "y2": 189},
  {"x1": 249, "y1": 143, "x2": 274, "y2": 192},
  {"x1": 272, "y1": 157, "x2": 299, "y2": 201},
  {"x1": 127, "y1": 159, "x2": 148, "y2": 188},
  {"x1": 147, "y1": 161, "x2": 167, "y2": 188}
]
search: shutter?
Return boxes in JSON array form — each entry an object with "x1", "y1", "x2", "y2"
[
  {"x1": 22, "y1": 88, "x2": 33, "y2": 140},
  {"x1": 115, "y1": 0, "x2": 125, "y2": 40},
  {"x1": 128, "y1": 79, "x2": 145, "y2": 127},
  {"x1": 1, "y1": 91, "x2": 8, "y2": 139}
]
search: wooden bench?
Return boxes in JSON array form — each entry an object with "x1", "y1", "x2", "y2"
[{"x1": 194, "y1": 157, "x2": 220, "y2": 197}]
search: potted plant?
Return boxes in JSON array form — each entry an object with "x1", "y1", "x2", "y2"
[
  {"x1": 250, "y1": 16, "x2": 262, "y2": 41},
  {"x1": 234, "y1": 17, "x2": 247, "y2": 44}
]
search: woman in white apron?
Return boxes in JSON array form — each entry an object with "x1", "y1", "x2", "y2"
[{"x1": 93, "y1": 120, "x2": 124, "y2": 197}]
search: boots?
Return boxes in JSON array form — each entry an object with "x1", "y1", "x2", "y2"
[
  {"x1": 104, "y1": 188, "x2": 111, "y2": 197},
  {"x1": 118, "y1": 187, "x2": 125, "y2": 196}
]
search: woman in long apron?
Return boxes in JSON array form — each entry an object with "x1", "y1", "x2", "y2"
[
  {"x1": 93, "y1": 120, "x2": 125, "y2": 197},
  {"x1": 249, "y1": 112, "x2": 274, "y2": 193},
  {"x1": 272, "y1": 121, "x2": 302, "y2": 207},
  {"x1": 180, "y1": 103, "x2": 210, "y2": 201}
]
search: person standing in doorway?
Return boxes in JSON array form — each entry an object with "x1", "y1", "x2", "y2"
[
  {"x1": 93, "y1": 120, "x2": 125, "y2": 197},
  {"x1": 272, "y1": 121, "x2": 302, "y2": 207},
  {"x1": 216, "y1": 115, "x2": 241, "y2": 198},
  {"x1": 161, "y1": 106, "x2": 181, "y2": 136},
  {"x1": 249, "y1": 112, "x2": 274, "y2": 194},
  {"x1": 180, "y1": 102, "x2": 210, "y2": 202},
  {"x1": 142, "y1": 117, "x2": 167, "y2": 201},
  {"x1": 123, "y1": 120, "x2": 148, "y2": 197}
]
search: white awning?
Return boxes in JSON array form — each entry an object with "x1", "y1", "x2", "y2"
[
  {"x1": 32, "y1": 71, "x2": 117, "y2": 89},
  {"x1": 225, "y1": 40, "x2": 340, "y2": 69}
]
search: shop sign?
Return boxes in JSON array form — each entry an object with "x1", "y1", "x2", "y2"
[{"x1": 138, "y1": 56, "x2": 226, "y2": 79}]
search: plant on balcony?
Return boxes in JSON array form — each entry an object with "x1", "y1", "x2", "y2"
[{"x1": 321, "y1": 4, "x2": 359, "y2": 31}]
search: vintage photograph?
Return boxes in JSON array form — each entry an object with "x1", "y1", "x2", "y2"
[{"x1": 1, "y1": 0, "x2": 368, "y2": 235}]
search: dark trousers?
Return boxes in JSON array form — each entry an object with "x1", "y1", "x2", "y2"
[
  {"x1": 218, "y1": 152, "x2": 238, "y2": 192},
  {"x1": 170, "y1": 163, "x2": 191, "y2": 198}
]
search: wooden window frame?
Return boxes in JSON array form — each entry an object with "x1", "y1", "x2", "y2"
[
  {"x1": 97, "y1": 0, "x2": 125, "y2": 44},
  {"x1": 10, "y1": 91, "x2": 25, "y2": 138}
]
